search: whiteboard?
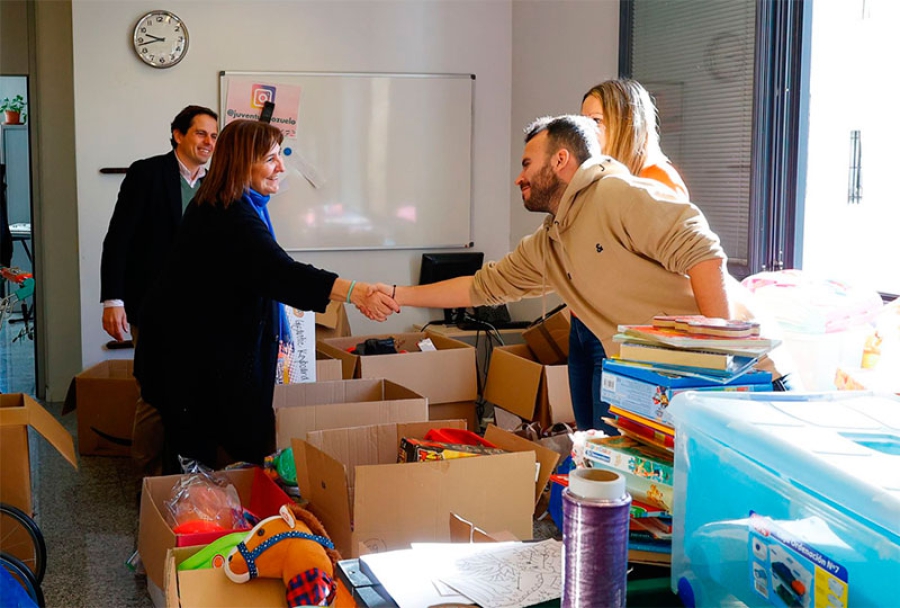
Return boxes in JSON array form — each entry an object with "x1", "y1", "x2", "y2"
[{"x1": 219, "y1": 71, "x2": 474, "y2": 251}]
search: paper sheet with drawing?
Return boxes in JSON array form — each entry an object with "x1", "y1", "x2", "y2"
[{"x1": 439, "y1": 539, "x2": 563, "y2": 608}]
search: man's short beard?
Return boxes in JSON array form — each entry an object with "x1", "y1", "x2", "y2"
[{"x1": 524, "y1": 165, "x2": 566, "y2": 213}]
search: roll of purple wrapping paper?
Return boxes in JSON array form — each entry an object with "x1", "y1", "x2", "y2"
[{"x1": 561, "y1": 468, "x2": 631, "y2": 607}]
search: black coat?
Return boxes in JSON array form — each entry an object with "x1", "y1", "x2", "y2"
[
  {"x1": 134, "y1": 196, "x2": 338, "y2": 466},
  {"x1": 100, "y1": 151, "x2": 182, "y2": 325}
]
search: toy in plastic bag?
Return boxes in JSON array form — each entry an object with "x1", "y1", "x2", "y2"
[{"x1": 165, "y1": 456, "x2": 246, "y2": 535}]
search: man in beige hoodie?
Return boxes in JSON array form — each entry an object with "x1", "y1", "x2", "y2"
[{"x1": 383, "y1": 114, "x2": 789, "y2": 430}]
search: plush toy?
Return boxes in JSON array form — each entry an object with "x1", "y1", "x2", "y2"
[{"x1": 224, "y1": 503, "x2": 341, "y2": 607}]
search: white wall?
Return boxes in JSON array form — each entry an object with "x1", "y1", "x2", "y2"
[
  {"x1": 72, "y1": 0, "x2": 514, "y2": 366},
  {"x1": 508, "y1": 0, "x2": 619, "y2": 320},
  {"x1": 71, "y1": 0, "x2": 619, "y2": 367}
]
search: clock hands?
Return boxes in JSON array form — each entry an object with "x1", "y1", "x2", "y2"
[{"x1": 138, "y1": 34, "x2": 166, "y2": 45}]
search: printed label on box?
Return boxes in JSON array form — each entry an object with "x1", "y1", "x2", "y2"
[{"x1": 747, "y1": 511, "x2": 848, "y2": 608}]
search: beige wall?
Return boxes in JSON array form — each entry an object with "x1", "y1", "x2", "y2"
[
  {"x1": 32, "y1": 0, "x2": 81, "y2": 401},
  {"x1": 25, "y1": 0, "x2": 618, "y2": 400},
  {"x1": 507, "y1": 0, "x2": 619, "y2": 321},
  {"x1": 0, "y1": 0, "x2": 30, "y2": 74}
]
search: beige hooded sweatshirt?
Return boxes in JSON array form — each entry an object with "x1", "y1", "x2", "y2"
[{"x1": 470, "y1": 156, "x2": 727, "y2": 358}]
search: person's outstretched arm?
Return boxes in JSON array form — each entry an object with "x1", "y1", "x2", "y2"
[
  {"x1": 331, "y1": 278, "x2": 400, "y2": 321},
  {"x1": 372, "y1": 276, "x2": 475, "y2": 309}
]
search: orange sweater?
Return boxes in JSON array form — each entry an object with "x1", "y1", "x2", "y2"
[{"x1": 640, "y1": 162, "x2": 689, "y2": 200}]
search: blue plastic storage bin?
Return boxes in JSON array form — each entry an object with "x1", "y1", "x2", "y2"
[{"x1": 668, "y1": 390, "x2": 900, "y2": 607}]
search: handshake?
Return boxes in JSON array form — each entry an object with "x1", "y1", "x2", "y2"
[
  {"x1": 343, "y1": 277, "x2": 470, "y2": 322},
  {"x1": 345, "y1": 281, "x2": 404, "y2": 322}
]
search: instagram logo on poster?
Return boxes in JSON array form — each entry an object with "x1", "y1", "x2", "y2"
[{"x1": 251, "y1": 84, "x2": 276, "y2": 109}]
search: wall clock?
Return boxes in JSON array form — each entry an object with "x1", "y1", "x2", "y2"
[{"x1": 132, "y1": 10, "x2": 189, "y2": 69}]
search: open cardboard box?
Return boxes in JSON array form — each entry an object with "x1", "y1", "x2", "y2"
[
  {"x1": 313, "y1": 351, "x2": 342, "y2": 381},
  {"x1": 522, "y1": 305, "x2": 571, "y2": 365},
  {"x1": 0, "y1": 394, "x2": 77, "y2": 512},
  {"x1": 316, "y1": 331, "x2": 477, "y2": 404},
  {"x1": 427, "y1": 400, "x2": 479, "y2": 434},
  {"x1": 273, "y1": 378, "x2": 428, "y2": 450},
  {"x1": 292, "y1": 420, "x2": 558, "y2": 558},
  {"x1": 483, "y1": 343, "x2": 575, "y2": 428},
  {"x1": 164, "y1": 544, "x2": 286, "y2": 608},
  {"x1": 61, "y1": 359, "x2": 139, "y2": 456},
  {"x1": 138, "y1": 467, "x2": 291, "y2": 590},
  {"x1": 315, "y1": 300, "x2": 351, "y2": 341}
]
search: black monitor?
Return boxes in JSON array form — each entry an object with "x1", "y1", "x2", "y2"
[{"x1": 418, "y1": 251, "x2": 484, "y2": 324}]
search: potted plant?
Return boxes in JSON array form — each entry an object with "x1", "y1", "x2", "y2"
[{"x1": 1, "y1": 95, "x2": 27, "y2": 125}]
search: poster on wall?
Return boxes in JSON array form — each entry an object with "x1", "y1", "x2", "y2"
[{"x1": 223, "y1": 77, "x2": 302, "y2": 139}]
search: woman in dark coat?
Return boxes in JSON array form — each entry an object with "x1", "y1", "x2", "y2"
[{"x1": 134, "y1": 119, "x2": 397, "y2": 472}]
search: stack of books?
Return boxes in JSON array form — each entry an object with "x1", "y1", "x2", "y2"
[
  {"x1": 583, "y1": 435, "x2": 674, "y2": 565},
  {"x1": 595, "y1": 316, "x2": 782, "y2": 565}
]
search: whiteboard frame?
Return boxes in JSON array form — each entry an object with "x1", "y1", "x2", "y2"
[{"x1": 218, "y1": 70, "x2": 476, "y2": 252}]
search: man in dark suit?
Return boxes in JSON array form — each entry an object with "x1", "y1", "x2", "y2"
[{"x1": 100, "y1": 104, "x2": 218, "y2": 478}]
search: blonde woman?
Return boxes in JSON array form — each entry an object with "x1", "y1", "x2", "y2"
[
  {"x1": 572, "y1": 79, "x2": 689, "y2": 432},
  {"x1": 581, "y1": 78, "x2": 688, "y2": 198}
]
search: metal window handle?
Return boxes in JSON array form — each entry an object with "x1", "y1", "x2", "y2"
[{"x1": 848, "y1": 130, "x2": 862, "y2": 205}]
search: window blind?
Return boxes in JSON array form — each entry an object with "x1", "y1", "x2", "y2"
[{"x1": 629, "y1": 0, "x2": 757, "y2": 269}]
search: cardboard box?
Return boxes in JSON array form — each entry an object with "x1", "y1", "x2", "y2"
[
  {"x1": 165, "y1": 545, "x2": 285, "y2": 608},
  {"x1": 315, "y1": 301, "x2": 351, "y2": 341},
  {"x1": 314, "y1": 352, "x2": 343, "y2": 381},
  {"x1": 599, "y1": 359, "x2": 773, "y2": 427},
  {"x1": 293, "y1": 421, "x2": 558, "y2": 558},
  {"x1": 428, "y1": 400, "x2": 478, "y2": 434},
  {"x1": 483, "y1": 343, "x2": 574, "y2": 428},
  {"x1": 522, "y1": 306, "x2": 570, "y2": 365},
  {"x1": 138, "y1": 467, "x2": 291, "y2": 590},
  {"x1": 0, "y1": 394, "x2": 77, "y2": 512},
  {"x1": 317, "y1": 331, "x2": 477, "y2": 404},
  {"x1": 62, "y1": 359, "x2": 139, "y2": 456},
  {"x1": 273, "y1": 378, "x2": 428, "y2": 450}
]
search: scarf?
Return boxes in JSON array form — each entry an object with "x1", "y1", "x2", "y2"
[{"x1": 243, "y1": 188, "x2": 292, "y2": 348}]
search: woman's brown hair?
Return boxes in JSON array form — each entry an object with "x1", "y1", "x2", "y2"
[{"x1": 194, "y1": 119, "x2": 284, "y2": 208}]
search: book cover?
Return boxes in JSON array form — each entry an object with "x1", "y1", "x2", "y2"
[
  {"x1": 627, "y1": 548, "x2": 672, "y2": 566},
  {"x1": 630, "y1": 516, "x2": 673, "y2": 539},
  {"x1": 652, "y1": 315, "x2": 760, "y2": 338},
  {"x1": 604, "y1": 416, "x2": 675, "y2": 451},
  {"x1": 616, "y1": 341, "x2": 759, "y2": 373},
  {"x1": 608, "y1": 405, "x2": 675, "y2": 435},
  {"x1": 617, "y1": 324, "x2": 780, "y2": 356},
  {"x1": 584, "y1": 435, "x2": 674, "y2": 486},
  {"x1": 630, "y1": 499, "x2": 672, "y2": 518},
  {"x1": 610, "y1": 356, "x2": 761, "y2": 385}
]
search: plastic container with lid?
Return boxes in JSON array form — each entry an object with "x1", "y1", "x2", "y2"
[{"x1": 668, "y1": 390, "x2": 900, "y2": 608}]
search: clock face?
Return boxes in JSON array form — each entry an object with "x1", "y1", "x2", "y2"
[{"x1": 132, "y1": 10, "x2": 189, "y2": 68}]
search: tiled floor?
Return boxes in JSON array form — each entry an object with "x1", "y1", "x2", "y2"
[
  {"x1": 6, "y1": 319, "x2": 561, "y2": 606},
  {"x1": 0, "y1": 304, "x2": 36, "y2": 395},
  {"x1": 31, "y1": 403, "x2": 153, "y2": 607}
]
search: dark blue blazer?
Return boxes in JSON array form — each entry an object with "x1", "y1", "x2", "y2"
[{"x1": 100, "y1": 150, "x2": 182, "y2": 325}]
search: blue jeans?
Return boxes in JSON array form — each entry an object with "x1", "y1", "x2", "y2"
[{"x1": 568, "y1": 315, "x2": 615, "y2": 433}]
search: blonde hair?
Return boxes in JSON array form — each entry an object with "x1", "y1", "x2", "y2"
[{"x1": 582, "y1": 79, "x2": 664, "y2": 175}]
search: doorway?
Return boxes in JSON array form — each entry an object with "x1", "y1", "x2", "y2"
[{"x1": 1, "y1": 74, "x2": 36, "y2": 395}]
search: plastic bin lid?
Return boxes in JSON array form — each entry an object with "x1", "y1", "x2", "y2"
[{"x1": 668, "y1": 391, "x2": 900, "y2": 537}]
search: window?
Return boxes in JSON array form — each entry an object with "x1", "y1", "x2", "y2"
[{"x1": 621, "y1": 0, "x2": 806, "y2": 280}]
